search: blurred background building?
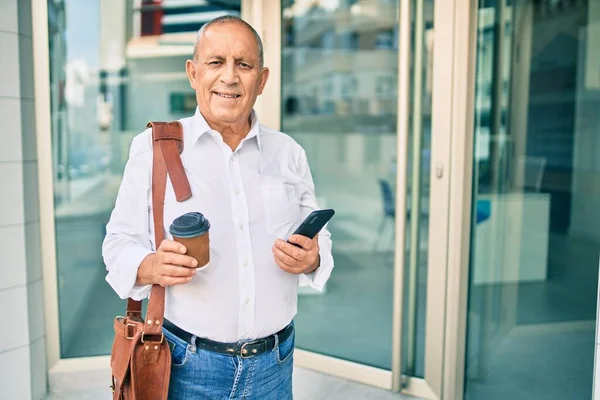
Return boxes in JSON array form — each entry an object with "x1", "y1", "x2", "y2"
[{"x1": 2, "y1": 0, "x2": 600, "y2": 399}]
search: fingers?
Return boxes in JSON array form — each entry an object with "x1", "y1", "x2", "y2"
[
  {"x1": 154, "y1": 263, "x2": 197, "y2": 287},
  {"x1": 274, "y1": 239, "x2": 308, "y2": 261},
  {"x1": 273, "y1": 255, "x2": 305, "y2": 275},
  {"x1": 287, "y1": 235, "x2": 316, "y2": 250},
  {"x1": 156, "y1": 239, "x2": 197, "y2": 268},
  {"x1": 162, "y1": 264, "x2": 198, "y2": 277},
  {"x1": 152, "y1": 240, "x2": 200, "y2": 287},
  {"x1": 272, "y1": 240, "x2": 305, "y2": 274},
  {"x1": 273, "y1": 246, "x2": 303, "y2": 268},
  {"x1": 159, "y1": 239, "x2": 187, "y2": 254},
  {"x1": 159, "y1": 252, "x2": 198, "y2": 268},
  {"x1": 272, "y1": 238, "x2": 319, "y2": 275}
]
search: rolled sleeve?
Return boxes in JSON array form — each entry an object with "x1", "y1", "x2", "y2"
[
  {"x1": 102, "y1": 131, "x2": 154, "y2": 300},
  {"x1": 105, "y1": 245, "x2": 153, "y2": 300},
  {"x1": 299, "y1": 233, "x2": 333, "y2": 291},
  {"x1": 296, "y1": 149, "x2": 334, "y2": 291}
]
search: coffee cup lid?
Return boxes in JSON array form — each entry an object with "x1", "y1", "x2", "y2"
[{"x1": 169, "y1": 212, "x2": 210, "y2": 238}]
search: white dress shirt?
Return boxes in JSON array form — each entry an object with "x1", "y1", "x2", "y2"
[{"x1": 102, "y1": 108, "x2": 334, "y2": 342}]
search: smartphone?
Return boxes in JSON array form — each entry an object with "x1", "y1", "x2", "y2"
[{"x1": 288, "y1": 209, "x2": 335, "y2": 247}]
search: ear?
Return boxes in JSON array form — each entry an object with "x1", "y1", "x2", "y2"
[
  {"x1": 257, "y1": 67, "x2": 270, "y2": 95},
  {"x1": 186, "y1": 59, "x2": 197, "y2": 89}
]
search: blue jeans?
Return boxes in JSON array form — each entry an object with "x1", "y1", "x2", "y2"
[{"x1": 163, "y1": 324, "x2": 294, "y2": 399}]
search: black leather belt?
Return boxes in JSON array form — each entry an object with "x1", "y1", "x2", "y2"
[{"x1": 163, "y1": 319, "x2": 294, "y2": 359}]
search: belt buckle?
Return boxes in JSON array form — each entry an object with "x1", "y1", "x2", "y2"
[{"x1": 240, "y1": 340, "x2": 265, "y2": 358}]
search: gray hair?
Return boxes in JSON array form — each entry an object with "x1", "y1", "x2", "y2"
[{"x1": 193, "y1": 15, "x2": 264, "y2": 68}]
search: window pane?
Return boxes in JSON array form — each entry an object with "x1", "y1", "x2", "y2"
[
  {"x1": 49, "y1": 0, "x2": 241, "y2": 358},
  {"x1": 281, "y1": 0, "x2": 400, "y2": 370},
  {"x1": 465, "y1": 1, "x2": 599, "y2": 399}
]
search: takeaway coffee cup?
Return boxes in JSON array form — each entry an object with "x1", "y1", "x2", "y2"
[{"x1": 169, "y1": 212, "x2": 210, "y2": 268}]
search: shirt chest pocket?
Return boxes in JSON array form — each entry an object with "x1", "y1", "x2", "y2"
[{"x1": 260, "y1": 181, "x2": 301, "y2": 239}]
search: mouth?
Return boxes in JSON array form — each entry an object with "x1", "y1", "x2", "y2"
[{"x1": 214, "y1": 91, "x2": 241, "y2": 99}]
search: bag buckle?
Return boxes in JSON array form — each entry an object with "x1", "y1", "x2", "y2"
[
  {"x1": 117, "y1": 316, "x2": 137, "y2": 340},
  {"x1": 141, "y1": 332, "x2": 164, "y2": 344},
  {"x1": 125, "y1": 323, "x2": 136, "y2": 340}
]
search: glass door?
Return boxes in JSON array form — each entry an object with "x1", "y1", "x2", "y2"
[
  {"x1": 463, "y1": 1, "x2": 600, "y2": 399},
  {"x1": 280, "y1": 0, "x2": 402, "y2": 374},
  {"x1": 265, "y1": 0, "x2": 461, "y2": 398},
  {"x1": 44, "y1": 0, "x2": 244, "y2": 362}
]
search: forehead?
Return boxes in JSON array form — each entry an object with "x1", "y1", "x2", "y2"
[{"x1": 198, "y1": 22, "x2": 259, "y2": 61}]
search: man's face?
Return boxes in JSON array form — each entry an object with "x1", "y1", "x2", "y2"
[{"x1": 186, "y1": 22, "x2": 269, "y2": 127}]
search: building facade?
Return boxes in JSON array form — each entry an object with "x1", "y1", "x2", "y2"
[{"x1": 1, "y1": 0, "x2": 600, "y2": 399}]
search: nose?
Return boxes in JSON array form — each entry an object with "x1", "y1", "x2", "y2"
[{"x1": 220, "y1": 61, "x2": 239, "y2": 86}]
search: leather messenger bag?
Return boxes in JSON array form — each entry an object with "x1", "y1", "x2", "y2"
[{"x1": 110, "y1": 121, "x2": 192, "y2": 399}]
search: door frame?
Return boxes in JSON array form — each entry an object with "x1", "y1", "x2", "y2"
[
  {"x1": 441, "y1": 0, "x2": 480, "y2": 399},
  {"x1": 252, "y1": 0, "x2": 480, "y2": 399},
  {"x1": 246, "y1": 0, "x2": 397, "y2": 391}
]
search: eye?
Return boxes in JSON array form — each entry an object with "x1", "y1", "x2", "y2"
[
  {"x1": 239, "y1": 63, "x2": 251, "y2": 69},
  {"x1": 208, "y1": 61, "x2": 222, "y2": 66}
]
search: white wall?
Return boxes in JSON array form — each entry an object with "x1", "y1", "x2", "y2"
[{"x1": 0, "y1": 0, "x2": 47, "y2": 399}]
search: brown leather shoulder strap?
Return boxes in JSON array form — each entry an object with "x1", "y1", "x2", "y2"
[
  {"x1": 126, "y1": 121, "x2": 191, "y2": 334},
  {"x1": 149, "y1": 121, "x2": 192, "y2": 202}
]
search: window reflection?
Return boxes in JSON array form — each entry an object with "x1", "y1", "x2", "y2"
[
  {"x1": 466, "y1": 1, "x2": 600, "y2": 399},
  {"x1": 282, "y1": 0, "x2": 401, "y2": 370},
  {"x1": 48, "y1": 0, "x2": 241, "y2": 358}
]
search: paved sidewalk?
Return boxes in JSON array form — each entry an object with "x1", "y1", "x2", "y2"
[{"x1": 46, "y1": 366, "x2": 421, "y2": 400}]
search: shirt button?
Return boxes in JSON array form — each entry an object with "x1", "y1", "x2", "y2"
[
  {"x1": 239, "y1": 224, "x2": 244, "y2": 230},
  {"x1": 245, "y1": 298, "x2": 250, "y2": 304},
  {"x1": 235, "y1": 189, "x2": 240, "y2": 195},
  {"x1": 244, "y1": 260, "x2": 248, "y2": 266}
]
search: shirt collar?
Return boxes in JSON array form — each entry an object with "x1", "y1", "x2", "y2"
[{"x1": 191, "y1": 107, "x2": 262, "y2": 153}]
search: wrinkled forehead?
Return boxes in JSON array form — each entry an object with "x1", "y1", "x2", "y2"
[{"x1": 197, "y1": 22, "x2": 260, "y2": 62}]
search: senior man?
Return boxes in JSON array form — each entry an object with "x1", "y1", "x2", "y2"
[{"x1": 102, "y1": 15, "x2": 333, "y2": 400}]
